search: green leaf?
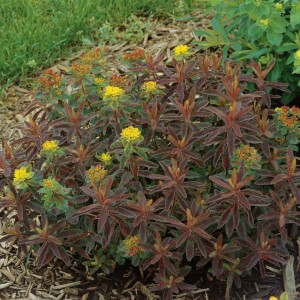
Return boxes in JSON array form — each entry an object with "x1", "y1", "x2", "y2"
[
  {"x1": 293, "y1": 66, "x2": 300, "y2": 74},
  {"x1": 291, "y1": 5, "x2": 300, "y2": 28},
  {"x1": 288, "y1": 134, "x2": 298, "y2": 144},
  {"x1": 270, "y1": 16, "x2": 288, "y2": 33},
  {"x1": 287, "y1": 53, "x2": 295, "y2": 65},
  {"x1": 232, "y1": 42, "x2": 242, "y2": 51},
  {"x1": 266, "y1": 28, "x2": 283, "y2": 46},
  {"x1": 210, "y1": 18, "x2": 229, "y2": 42},
  {"x1": 230, "y1": 50, "x2": 252, "y2": 59},
  {"x1": 110, "y1": 140, "x2": 122, "y2": 148},
  {"x1": 246, "y1": 48, "x2": 270, "y2": 59},
  {"x1": 270, "y1": 62, "x2": 282, "y2": 81},
  {"x1": 120, "y1": 154, "x2": 129, "y2": 170},
  {"x1": 277, "y1": 43, "x2": 299, "y2": 54},
  {"x1": 194, "y1": 29, "x2": 213, "y2": 37},
  {"x1": 286, "y1": 31, "x2": 296, "y2": 42},
  {"x1": 124, "y1": 143, "x2": 133, "y2": 157},
  {"x1": 248, "y1": 23, "x2": 264, "y2": 40},
  {"x1": 133, "y1": 146, "x2": 148, "y2": 160},
  {"x1": 186, "y1": 171, "x2": 201, "y2": 179}
]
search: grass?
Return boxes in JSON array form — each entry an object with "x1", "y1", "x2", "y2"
[{"x1": 0, "y1": 0, "x2": 196, "y2": 89}]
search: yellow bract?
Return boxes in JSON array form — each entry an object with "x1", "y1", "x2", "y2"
[
  {"x1": 13, "y1": 166, "x2": 34, "y2": 185},
  {"x1": 143, "y1": 81, "x2": 157, "y2": 92},
  {"x1": 173, "y1": 45, "x2": 190, "y2": 57},
  {"x1": 260, "y1": 19, "x2": 269, "y2": 26},
  {"x1": 121, "y1": 126, "x2": 142, "y2": 142},
  {"x1": 295, "y1": 49, "x2": 300, "y2": 60},
  {"x1": 275, "y1": 3, "x2": 283, "y2": 10},
  {"x1": 42, "y1": 140, "x2": 59, "y2": 152},
  {"x1": 269, "y1": 297, "x2": 278, "y2": 300},
  {"x1": 104, "y1": 85, "x2": 125, "y2": 98},
  {"x1": 100, "y1": 152, "x2": 112, "y2": 164}
]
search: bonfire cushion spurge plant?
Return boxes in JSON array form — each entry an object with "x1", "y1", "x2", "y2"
[{"x1": 1, "y1": 44, "x2": 300, "y2": 299}]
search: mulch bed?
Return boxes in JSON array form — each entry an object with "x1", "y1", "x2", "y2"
[{"x1": 1, "y1": 12, "x2": 300, "y2": 300}]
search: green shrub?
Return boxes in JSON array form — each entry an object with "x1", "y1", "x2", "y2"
[
  {"x1": 194, "y1": 0, "x2": 300, "y2": 104},
  {"x1": 1, "y1": 46, "x2": 300, "y2": 299}
]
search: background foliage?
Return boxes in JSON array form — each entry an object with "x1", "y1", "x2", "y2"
[{"x1": 194, "y1": 0, "x2": 300, "y2": 104}]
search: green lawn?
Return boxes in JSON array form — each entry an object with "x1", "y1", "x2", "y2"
[{"x1": 0, "y1": 0, "x2": 195, "y2": 88}]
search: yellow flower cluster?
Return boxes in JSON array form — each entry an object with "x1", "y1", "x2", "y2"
[
  {"x1": 124, "y1": 236, "x2": 142, "y2": 256},
  {"x1": 121, "y1": 126, "x2": 142, "y2": 143},
  {"x1": 100, "y1": 152, "x2": 112, "y2": 165},
  {"x1": 275, "y1": 3, "x2": 283, "y2": 10},
  {"x1": 173, "y1": 45, "x2": 190, "y2": 57},
  {"x1": 42, "y1": 140, "x2": 59, "y2": 152},
  {"x1": 269, "y1": 297, "x2": 278, "y2": 300},
  {"x1": 43, "y1": 178, "x2": 56, "y2": 189},
  {"x1": 295, "y1": 49, "x2": 300, "y2": 60},
  {"x1": 143, "y1": 81, "x2": 157, "y2": 92},
  {"x1": 104, "y1": 85, "x2": 125, "y2": 99},
  {"x1": 86, "y1": 165, "x2": 107, "y2": 183},
  {"x1": 13, "y1": 166, "x2": 34, "y2": 185},
  {"x1": 260, "y1": 19, "x2": 269, "y2": 26}
]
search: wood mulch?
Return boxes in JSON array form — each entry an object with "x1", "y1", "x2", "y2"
[{"x1": 1, "y1": 12, "x2": 300, "y2": 300}]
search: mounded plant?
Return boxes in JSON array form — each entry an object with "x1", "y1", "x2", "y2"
[{"x1": 1, "y1": 45, "x2": 300, "y2": 299}]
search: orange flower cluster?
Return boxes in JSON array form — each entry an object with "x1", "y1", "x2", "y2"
[
  {"x1": 108, "y1": 74, "x2": 128, "y2": 88},
  {"x1": 95, "y1": 77, "x2": 105, "y2": 85},
  {"x1": 80, "y1": 48, "x2": 102, "y2": 63},
  {"x1": 39, "y1": 70, "x2": 62, "y2": 90},
  {"x1": 275, "y1": 137, "x2": 285, "y2": 144},
  {"x1": 124, "y1": 236, "x2": 142, "y2": 256},
  {"x1": 86, "y1": 165, "x2": 107, "y2": 183},
  {"x1": 290, "y1": 105, "x2": 300, "y2": 116},
  {"x1": 123, "y1": 48, "x2": 145, "y2": 62},
  {"x1": 71, "y1": 63, "x2": 92, "y2": 77},
  {"x1": 275, "y1": 106, "x2": 299, "y2": 128},
  {"x1": 232, "y1": 144, "x2": 261, "y2": 169}
]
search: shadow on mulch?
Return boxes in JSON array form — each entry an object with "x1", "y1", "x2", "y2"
[{"x1": 58, "y1": 256, "x2": 295, "y2": 300}]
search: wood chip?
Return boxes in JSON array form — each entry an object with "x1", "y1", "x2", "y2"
[
  {"x1": 52, "y1": 281, "x2": 81, "y2": 290},
  {"x1": 0, "y1": 268, "x2": 16, "y2": 282},
  {"x1": 81, "y1": 293, "x2": 89, "y2": 300},
  {"x1": 0, "y1": 282, "x2": 13, "y2": 289},
  {"x1": 28, "y1": 293, "x2": 41, "y2": 300},
  {"x1": 11, "y1": 86, "x2": 30, "y2": 94},
  {"x1": 36, "y1": 291, "x2": 57, "y2": 300},
  {"x1": 283, "y1": 255, "x2": 297, "y2": 300},
  {"x1": 64, "y1": 287, "x2": 79, "y2": 296}
]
